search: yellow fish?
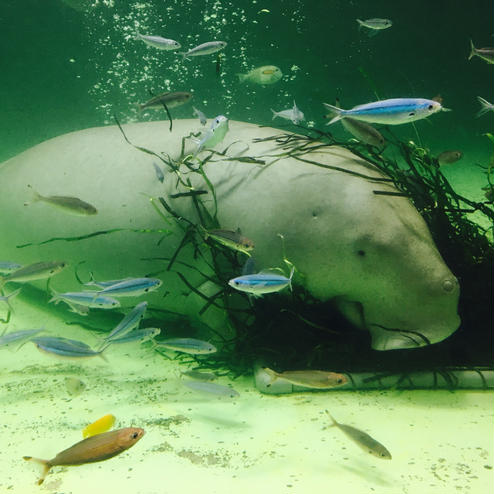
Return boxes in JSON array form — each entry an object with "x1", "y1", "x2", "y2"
[{"x1": 82, "y1": 414, "x2": 116, "y2": 438}]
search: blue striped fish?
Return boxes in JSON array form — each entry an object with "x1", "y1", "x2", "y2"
[
  {"x1": 228, "y1": 268, "x2": 294, "y2": 296},
  {"x1": 96, "y1": 277, "x2": 162, "y2": 297},
  {"x1": 104, "y1": 301, "x2": 148, "y2": 342},
  {"x1": 323, "y1": 98, "x2": 448, "y2": 126},
  {"x1": 31, "y1": 336, "x2": 108, "y2": 359}
]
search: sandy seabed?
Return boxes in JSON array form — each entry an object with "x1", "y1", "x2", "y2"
[{"x1": 0, "y1": 296, "x2": 493, "y2": 494}]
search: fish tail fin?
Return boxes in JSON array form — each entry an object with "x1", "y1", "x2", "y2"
[
  {"x1": 356, "y1": 19, "x2": 363, "y2": 29},
  {"x1": 237, "y1": 73, "x2": 247, "y2": 83},
  {"x1": 325, "y1": 410, "x2": 338, "y2": 427},
  {"x1": 263, "y1": 367, "x2": 278, "y2": 387},
  {"x1": 476, "y1": 96, "x2": 492, "y2": 117},
  {"x1": 24, "y1": 184, "x2": 42, "y2": 207},
  {"x1": 178, "y1": 52, "x2": 188, "y2": 60},
  {"x1": 48, "y1": 287, "x2": 60, "y2": 305},
  {"x1": 271, "y1": 109, "x2": 278, "y2": 120},
  {"x1": 322, "y1": 103, "x2": 343, "y2": 124},
  {"x1": 288, "y1": 266, "x2": 295, "y2": 291},
  {"x1": 23, "y1": 456, "x2": 51, "y2": 485},
  {"x1": 2, "y1": 287, "x2": 22, "y2": 312},
  {"x1": 468, "y1": 39, "x2": 476, "y2": 60}
]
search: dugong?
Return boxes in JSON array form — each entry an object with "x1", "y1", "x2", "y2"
[{"x1": 0, "y1": 120, "x2": 460, "y2": 350}]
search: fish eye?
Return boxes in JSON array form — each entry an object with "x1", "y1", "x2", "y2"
[
  {"x1": 144, "y1": 288, "x2": 149, "y2": 292},
  {"x1": 337, "y1": 378, "x2": 343, "y2": 384},
  {"x1": 131, "y1": 432, "x2": 139, "y2": 439},
  {"x1": 428, "y1": 104, "x2": 434, "y2": 110},
  {"x1": 408, "y1": 112, "x2": 415, "y2": 116},
  {"x1": 234, "y1": 281, "x2": 240, "y2": 286}
]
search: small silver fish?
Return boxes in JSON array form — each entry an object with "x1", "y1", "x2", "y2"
[
  {"x1": 31, "y1": 336, "x2": 108, "y2": 359},
  {"x1": 180, "y1": 370, "x2": 217, "y2": 381},
  {"x1": 26, "y1": 188, "x2": 97, "y2": 216},
  {"x1": 356, "y1": 18, "x2": 392, "y2": 32},
  {"x1": 49, "y1": 291, "x2": 120, "y2": 309},
  {"x1": 104, "y1": 301, "x2": 148, "y2": 342},
  {"x1": 157, "y1": 338, "x2": 217, "y2": 355},
  {"x1": 326, "y1": 411, "x2": 392, "y2": 459},
  {"x1": 180, "y1": 41, "x2": 227, "y2": 58},
  {"x1": 468, "y1": 40, "x2": 494, "y2": 64},
  {"x1": 0, "y1": 261, "x2": 22, "y2": 274},
  {"x1": 192, "y1": 107, "x2": 207, "y2": 125},
  {"x1": 138, "y1": 91, "x2": 193, "y2": 112},
  {"x1": 271, "y1": 101, "x2": 305, "y2": 124},
  {"x1": 95, "y1": 278, "x2": 162, "y2": 297},
  {"x1": 228, "y1": 268, "x2": 294, "y2": 296},
  {"x1": 1, "y1": 261, "x2": 66, "y2": 287},
  {"x1": 0, "y1": 327, "x2": 44, "y2": 348},
  {"x1": 136, "y1": 33, "x2": 181, "y2": 50},
  {"x1": 437, "y1": 150, "x2": 463, "y2": 166},
  {"x1": 183, "y1": 380, "x2": 239, "y2": 398},
  {"x1": 108, "y1": 327, "x2": 160, "y2": 345},
  {"x1": 85, "y1": 277, "x2": 133, "y2": 288},
  {"x1": 476, "y1": 96, "x2": 494, "y2": 117}
]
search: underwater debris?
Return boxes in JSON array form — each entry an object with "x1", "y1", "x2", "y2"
[
  {"x1": 23, "y1": 427, "x2": 144, "y2": 485},
  {"x1": 65, "y1": 376, "x2": 86, "y2": 396}
]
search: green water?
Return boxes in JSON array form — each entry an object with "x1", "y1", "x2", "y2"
[{"x1": 0, "y1": 2, "x2": 493, "y2": 493}]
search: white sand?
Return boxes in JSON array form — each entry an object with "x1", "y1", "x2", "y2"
[{"x1": 0, "y1": 297, "x2": 493, "y2": 494}]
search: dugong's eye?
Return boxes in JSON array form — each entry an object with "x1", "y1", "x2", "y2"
[{"x1": 442, "y1": 279, "x2": 456, "y2": 292}]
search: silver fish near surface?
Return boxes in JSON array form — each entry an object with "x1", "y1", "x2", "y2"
[
  {"x1": 356, "y1": 18, "x2": 392, "y2": 32},
  {"x1": 0, "y1": 261, "x2": 22, "y2": 273},
  {"x1": 108, "y1": 327, "x2": 160, "y2": 345},
  {"x1": 228, "y1": 268, "x2": 294, "y2": 296},
  {"x1": 323, "y1": 98, "x2": 447, "y2": 126},
  {"x1": 31, "y1": 336, "x2": 109, "y2": 359},
  {"x1": 183, "y1": 380, "x2": 239, "y2": 398},
  {"x1": 85, "y1": 277, "x2": 133, "y2": 288},
  {"x1": 325, "y1": 411, "x2": 392, "y2": 460},
  {"x1": 476, "y1": 96, "x2": 494, "y2": 117},
  {"x1": 437, "y1": 150, "x2": 463, "y2": 166},
  {"x1": 26, "y1": 187, "x2": 97, "y2": 216},
  {"x1": 468, "y1": 40, "x2": 494, "y2": 64},
  {"x1": 0, "y1": 261, "x2": 66, "y2": 287},
  {"x1": 157, "y1": 338, "x2": 217, "y2": 355},
  {"x1": 0, "y1": 328, "x2": 44, "y2": 348},
  {"x1": 104, "y1": 301, "x2": 148, "y2": 342},
  {"x1": 136, "y1": 33, "x2": 181, "y2": 50},
  {"x1": 95, "y1": 277, "x2": 162, "y2": 297},
  {"x1": 180, "y1": 41, "x2": 227, "y2": 58},
  {"x1": 271, "y1": 101, "x2": 305, "y2": 124},
  {"x1": 138, "y1": 91, "x2": 193, "y2": 112},
  {"x1": 49, "y1": 291, "x2": 120, "y2": 309}
]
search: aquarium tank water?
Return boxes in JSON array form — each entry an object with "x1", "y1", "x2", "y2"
[{"x1": 0, "y1": 1, "x2": 492, "y2": 493}]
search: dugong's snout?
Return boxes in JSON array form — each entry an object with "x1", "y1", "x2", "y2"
[{"x1": 367, "y1": 275, "x2": 461, "y2": 351}]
